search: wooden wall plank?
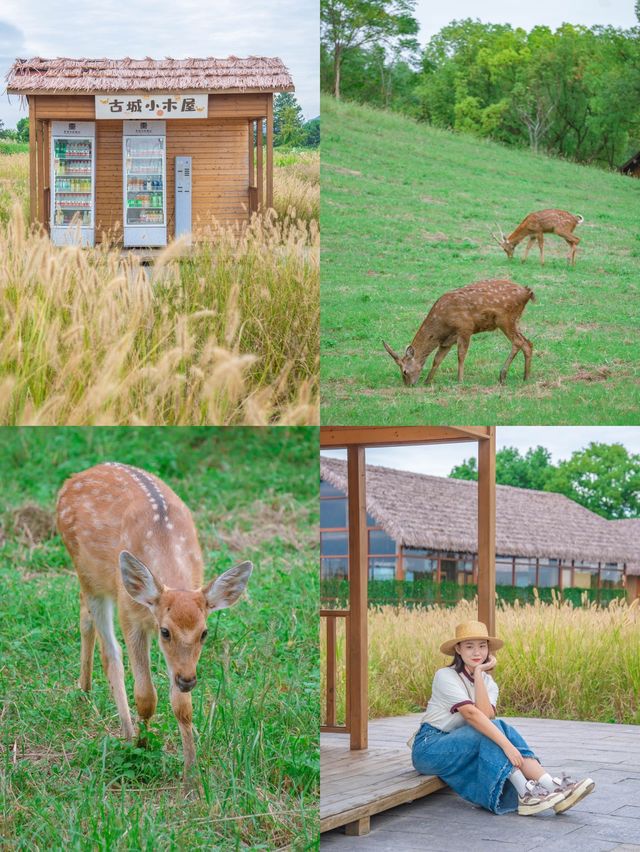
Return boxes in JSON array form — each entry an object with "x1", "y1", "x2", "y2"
[
  {"x1": 477, "y1": 427, "x2": 496, "y2": 635},
  {"x1": 29, "y1": 98, "x2": 37, "y2": 225},
  {"x1": 347, "y1": 446, "x2": 368, "y2": 751}
]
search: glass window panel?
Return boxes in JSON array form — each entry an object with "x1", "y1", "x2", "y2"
[
  {"x1": 369, "y1": 557, "x2": 396, "y2": 581},
  {"x1": 366, "y1": 512, "x2": 378, "y2": 527},
  {"x1": 514, "y1": 558, "x2": 537, "y2": 587},
  {"x1": 496, "y1": 559, "x2": 513, "y2": 585},
  {"x1": 538, "y1": 564, "x2": 559, "y2": 587},
  {"x1": 369, "y1": 528, "x2": 396, "y2": 555},
  {"x1": 601, "y1": 566, "x2": 623, "y2": 588},
  {"x1": 320, "y1": 498, "x2": 347, "y2": 529},
  {"x1": 321, "y1": 557, "x2": 349, "y2": 579},
  {"x1": 321, "y1": 531, "x2": 348, "y2": 556},
  {"x1": 573, "y1": 563, "x2": 599, "y2": 590},
  {"x1": 562, "y1": 568, "x2": 572, "y2": 588},
  {"x1": 440, "y1": 560, "x2": 457, "y2": 582},
  {"x1": 403, "y1": 548, "x2": 435, "y2": 559},
  {"x1": 403, "y1": 557, "x2": 437, "y2": 577},
  {"x1": 320, "y1": 479, "x2": 344, "y2": 497}
]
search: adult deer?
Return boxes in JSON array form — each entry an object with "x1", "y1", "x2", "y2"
[
  {"x1": 383, "y1": 279, "x2": 534, "y2": 386},
  {"x1": 56, "y1": 462, "x2": 252, "y2": 782},
  {"x1": 492, "y1": 209, "x2": 584, "y2": 265}
]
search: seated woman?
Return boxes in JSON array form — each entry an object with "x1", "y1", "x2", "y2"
[{"x1": 410, "y1": 621, "x2": 594, "y2": 816}]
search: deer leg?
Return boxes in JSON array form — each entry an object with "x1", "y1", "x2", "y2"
[
  {"x1": 519, "y1": 332, "x2": 533, "y2": 381},
  {"x1": 171, "y1": 685, "x2": 196, "y2": 780},
  {"x1": 89, "y1": 595, "x2": 135, "y2": 740},
  {"x1": 424, "y1": 338, "x2": 455, "y2": 384},
  {"x1": 566, "y1": 234, "x2": 579, "y2": 265},
  {"x1": 456, "y1": 335, "x2": 470, "y2": 382},
  {"x1": 79, "y1": 591, "x2": 96, "y2": 692},
  {"x1": 537, "y1": 234, "x2": 544, "y2": 265},
  {"x1": 522, "y1": 236, "x2": 536, "y2": 263},
  {"x1": 122, "y1": 618, "x2": 157, "y2": 728}
]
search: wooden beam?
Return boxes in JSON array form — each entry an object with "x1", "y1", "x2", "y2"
[
  {"x1": 36, "y1": 120, "x2": 46, "y2": 225},
  {"x1": 266, "y1": 94, "x2": 273, "y2": 209},
  {"x1": 326, "y1": 615, "x2": 337, "y2": 727},
  {"x1": 256, "y1": 118, "x2": 263, "y2": 209},
  {"x1": 28, "y1": 97, "x2": 37, "y2": 226},
  {"x1": 347, "y1": 446, "x2": 368, "y2": 750},
  {"x1": 626, "y1": 574, "x2": 640, "y2": 603},
  {"x1": 320, "y1": 426, "x2": 485, "y2": 448},
  {"x1": 42, "y1": 120, "x2": 50, "y2": 232},
  {"x1": 248, "y1": 120, "x2": 254, "y2": 187},
  {"x1": 477, "y1": 427, "x2": 496, "y2": 635}
]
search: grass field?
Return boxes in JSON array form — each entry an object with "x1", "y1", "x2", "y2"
[
  {"x1": 321, "y1": 96, "x2": 640, "y2": 424},
  {"x1": 0, "y1": 427, "x2": 319, "y2": 849},
  {"x1": 0, "y1": 149, "x2": 318, "y2": 426},
  {"x1": 321, "y1": 597, "x2": 640, "y2": 726}
]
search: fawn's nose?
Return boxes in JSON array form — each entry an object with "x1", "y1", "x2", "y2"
[{"x1": 175, "y1": 674, "x2": 197, "y2": 693}]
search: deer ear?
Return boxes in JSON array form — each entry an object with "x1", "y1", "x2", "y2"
[
  {"x1": 382, "y1": 340, "x2": 402, "y2": 365},
  {"x1": 119, "y1": 551, "x2": 163, "y2": 609},
  {"x1": 202, "y1": 561, "x2": 253, "y2": 612},
  {"x1": 405, "y1": 345, "x2": 415, "y2": 358}
]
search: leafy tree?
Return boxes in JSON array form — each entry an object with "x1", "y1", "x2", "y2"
[
  {"x1": 273, "y1": 93, "x2": 306, "y2": 148},
  {"x1": 16, "y1": 118, "x2": 29, "y2": 143},
  {"x1": 544, "y1": 443, "x2": 640, "y2": 519},
  {"x1": 450, "y1": 445, "x2": 553, "y2": 491},
  {"x1": 303, "y1": 117, "x2": 320, "y2": 148},
  {"x1": 321, "y1": 0, "x2": 419, "y2": 99},
  {"x1": 450, "y1": 442, "x2": 640, "y2": 519}
]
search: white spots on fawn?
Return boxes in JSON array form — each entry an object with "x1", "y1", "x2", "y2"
[{"x1": 105, "y1": 462, "x2": 170, "y2": 527}]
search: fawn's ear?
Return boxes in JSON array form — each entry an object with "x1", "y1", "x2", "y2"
[
  {"x1": 405, "y1": 345, "x2": 415, "y2": 358},
  {"x1": 202, "y1": 561, "x2": 253, "y2": 612},
  {"x1": 383, "y1": 340, "x2": 402, "y2": 365},
  {"x1": 119, "y1": 551, "x2": 163, "y2": 609}
]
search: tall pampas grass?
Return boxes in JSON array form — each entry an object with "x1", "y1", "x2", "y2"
[
  {"x1": 321, "y1": 595, "x2": 640, "y2": 725},
  {"x1": 0, "y1": 151, "x2": 318, "y2": 424}
]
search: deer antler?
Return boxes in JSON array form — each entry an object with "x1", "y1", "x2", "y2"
[{"x1": 382, "y1": 340, "x2": 402, "y2": 365}]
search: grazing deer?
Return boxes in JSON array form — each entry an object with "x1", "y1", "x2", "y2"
[
  {"x1": 492, "y1": 209, "x2": 583, "y2": 265},
  {"x1": 56, "y1": 462, "x2": 252, "y2": 781},
  {"x1": 383, "y1": 279, "x2": 534, "y2": 386}
]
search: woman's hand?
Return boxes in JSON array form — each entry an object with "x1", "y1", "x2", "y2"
[
  {"x1": 475, "y1": 655, "x2": 497, "y2": 673},
  {"x1": 503, "y1": 743, "x2": 524, "y2": 768}
]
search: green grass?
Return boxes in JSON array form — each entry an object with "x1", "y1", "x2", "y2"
[
  {"x1": 0, "y1": 427, "x2": 319, "y2": 849},
  {"x1": 0, "y1": 142, "x2": 29, "y2": 155},
  {"x1": 321, "y1": 95, "x2": 640, "y2": 424}
]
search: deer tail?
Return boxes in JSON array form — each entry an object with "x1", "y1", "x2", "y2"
[
  {"x1": 526, "y1": 287, "x2": 536, "y2": 303},
  {"x1": 575, "y1": 213, "x2": 584, "y2": 225}
]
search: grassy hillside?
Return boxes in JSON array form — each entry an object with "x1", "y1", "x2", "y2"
[{"x1": 321, "y1": 96, "x2": 640, "y2": 424}]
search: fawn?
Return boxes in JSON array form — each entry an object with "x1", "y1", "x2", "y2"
[
  {"x1": 492, "y1": 209, "x2": 583, "y2": 265},
  {"x1": 383, "y1": 279, "x2": 534, "y2": 386},
  {"x1": 56, "y1": 462, "x2": 252, "y2": 781}
]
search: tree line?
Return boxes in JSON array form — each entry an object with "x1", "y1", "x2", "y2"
[
  {"x1": 449, "y1": 443, "x2": 640, "y2": 520},
  {"x1": 321, "y1": 0, "x2": 640, "y2": 168}
]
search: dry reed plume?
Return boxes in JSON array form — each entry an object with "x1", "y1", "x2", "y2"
[
  {"x1": 0, "y1": 152, "x2": 318, "y2": 425},
  {"x1": 322, "y1": 595, "x2": 640, "y2": 725}
]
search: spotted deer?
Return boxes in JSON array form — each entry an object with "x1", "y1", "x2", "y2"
[
  {"x1": 56, "y1": 462, "x2": 252, "y2": 781},
  {"x1": 492, "y1": 209, "x2": 584, "y2": 265},
  {"x1": 383, "y1": 279, "x2": 534, "y2": 386}
]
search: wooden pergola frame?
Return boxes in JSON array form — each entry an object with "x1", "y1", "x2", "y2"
[{"x1": 320, "y1": 426, "x2": 496, "y2": 750}]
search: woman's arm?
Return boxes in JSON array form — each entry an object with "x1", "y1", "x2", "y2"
[
  {"x1": 457, "y1": 704, "x2": 523, "y2": 767},
  {"x1": 473, "y1": 668, "x2": 496, "y2": 719}
]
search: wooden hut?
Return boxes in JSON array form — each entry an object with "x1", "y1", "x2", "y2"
[
  {"x1": 619, "y1": 151, "x2": 640, "y2": 177},
  {"x1": 5, "y1": 56, "x2": 294, "y2": 246}
]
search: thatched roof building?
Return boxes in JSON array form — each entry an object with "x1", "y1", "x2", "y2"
[
  {"x1": 619, "y1": 151, "x2": 640, "y2": 177},
  {"x1": 5, "y1": 56, "x2": 294, "y2": 95},
  {"x1": 320, "y1": 456, "x2": 640, "y2": 573}
]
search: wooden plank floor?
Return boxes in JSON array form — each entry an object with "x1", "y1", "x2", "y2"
[
  {"x1": 322, "y1": 714, "x2": 640, "y2": 849},
  {"x1": 321, "y1": 713, "x2": 445, "y2": 834}
]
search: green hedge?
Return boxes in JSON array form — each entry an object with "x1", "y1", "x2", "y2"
[{"x1": 320, "y1": 578, "x2": 626, "y2": 608}]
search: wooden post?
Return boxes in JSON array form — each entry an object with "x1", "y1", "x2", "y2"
[
  {"x1": 43, "y1": 121, "x2": 50, "y2": 232},
  {"x1": 477, "y1": 428, "x2": 496, "y2": 635},
  {"x1": 347, "y1": 446, "x2": 368, "y2": 750},
  {"x1": 256, "y1": 119, "x2": 264, "y2": 209},
  {"x1": 36, "y1": 120, "x2": 46, "y2": 225},
  {"x1": 326, "y1": 616, "x2": 336, "y2": 727},
  {"x1": 28, "y1": 97, "x2": 37, "y2": 226},
  {"x1": 248, "y1": 120, "x2": 254, "y2": 186},
  {"x1": 266, "y1": 94, "x2": 273, "y2": 209},
  {"x1": 626, "y1": 573, "x2": 640, "y2": 603}
]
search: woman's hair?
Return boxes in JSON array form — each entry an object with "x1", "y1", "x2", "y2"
[{"x1": 449, "y1": 647, "x2": 490, "y2": 673}]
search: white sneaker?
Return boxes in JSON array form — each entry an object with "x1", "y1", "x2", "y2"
[
  {"x1": 551, "y1": 774, "x2": 595, "y2": 813},
  {"x1": 518, "y1": 780, "x2": 565, "y2": 816}
]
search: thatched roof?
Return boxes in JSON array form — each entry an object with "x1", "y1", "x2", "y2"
[
  {"x1": 5, "y1": 57, "x2": 294, "y2": 94},
  {"x1": 619, "y1": 151, "x2": 640, "y2": 174},
  {"x1": 320, "y1": 457, "x2": 640, "y2": 573}
]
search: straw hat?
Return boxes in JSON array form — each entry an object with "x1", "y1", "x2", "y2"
[{"x1": 440, "y1": 620, "x2": 504, "y2": 656}]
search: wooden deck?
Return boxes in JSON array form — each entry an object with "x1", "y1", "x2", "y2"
[{"x1": 321, "y1": 713, "x2": 445, "y2": 835}]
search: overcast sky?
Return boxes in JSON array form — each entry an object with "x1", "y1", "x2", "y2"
[
  {"x1": 321, "y1": 427, "x2": 640, "y2": 478},
  {"x1": 414, "y1": 0, "x2": 638, "y2": 43},
  {"x1": 0, "y1": 0, "x2": 318, "y2": 129}
]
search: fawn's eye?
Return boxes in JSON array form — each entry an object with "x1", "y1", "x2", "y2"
[
  {"x1": 160, "y1": 627, "x2": 170, "y2": 640},
  {"x1": 201, "y1": 630, "x2": 208, "y2": 642}
]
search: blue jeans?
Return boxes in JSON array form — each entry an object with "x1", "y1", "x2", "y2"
[{"x1": 412, "y1": 719, "x2": 539, "y2": 814}]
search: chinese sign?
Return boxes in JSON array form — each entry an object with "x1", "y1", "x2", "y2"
[{"x1": 95, "y1": 94, "x2": 208, "y2": 119}]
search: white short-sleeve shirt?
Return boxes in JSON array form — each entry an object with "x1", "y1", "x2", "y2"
[{"x1": 420, "y1": 666, "x2": 499, "y2": 733}]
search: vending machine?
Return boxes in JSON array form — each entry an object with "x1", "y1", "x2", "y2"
[
  {"x1": 123, "y1": 120, "x2": 167, "y2": 247},
  {"x1": 50, "y1": 121, "x2": 96, "y2": 247}
]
